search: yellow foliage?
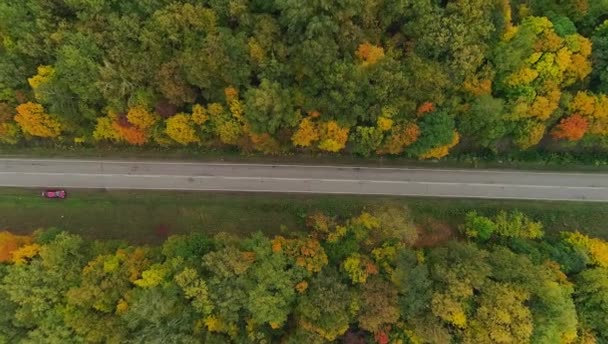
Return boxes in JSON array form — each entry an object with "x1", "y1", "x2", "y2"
[
  {"x1": 463, "y1": 78, "x2": 493, "y2": 96},
  {"x1": 116, "y1": 299, "x2": 129, "y2": 315},
  {"x1": 248, "y1": 38, "x2": 265, "y2": 64},
  {"x1": 529, "y1": 95, "x2": 559, "y2": 120},
  {"x1": 292, "y1": 117, "x2": 319, "y2": 147},
  {"x1": 204, "y1": 316, "x2": 225, "y2": 332},
  {"x1": 525, "y1": 52, "x2": 543, "y2": 65},
  {"x1": 564, "y1": 232, "x2": 608, "y2": 268},
  {"x1": 318, "y1": 121, "x2": 349, "y2": 152},
  {"x1": 356, "y1": 42, "x2": 385, "y2": 66},
  {"x1": 127, "y1": 106, "x2": 158, "y2": 130},
  {"x1": 555, "y1": 48, "x2": 572, "y2": 71},
  {"x1": 14, "y1": 102, "x2": 62, "y2": 138},
  {"x1": 567, "y1": 35, "x2": 593, "y2": 57},
  {"x1": 165, "y1": 113, "x2": 200, "y2": 145},
  {"x1": 295, "y1": 280, "x2": 308, "y2": 293},
  {"x1": 419, "y1": 131, "x2": 460, "y2": 160},
  {"x1": 191, "y1": 104, "x2": 209, "y2": 125},
  {"x1": 11, "y1": 243, "x2": 40, "y2": 265},
  {"x1": 354, "y1": 212, "x2": 381, "y2": 230},
  {"x1": 225, "y1": 87, "x2": 244, "y2": 120},
  {"x1": 588, "y1": 238, "x2": 608, "y2": 268},
  {"x1": 589, "y1": 118, "x2": 608, "y2": 136},
  {"x1": 377, "y1": 117, "x2": 393, "y2": 131},
  {"x1": 506, "y1": 67, "x2": 539, "y2": 86},
  {"x1": 216, "y1": 120, "x2": 242, "y2": 145},
  {"x1": 569, "y1": 54, "x2": 592, "y2": 81},
  {"x1": 570, "y1": 91, "x2": 596, "y2": 116},
  {"x1": 536, "y1": 31, "x2": 563, "y2": 52},
  {"x1": 594, "y1": 96, "x2": 608, "y2": 119},
  {"x1": 503, "y1": 25, "x2": 519, "y2": 41},
  {"x1": 431, "y1": 293, "x2": 467, "y2": 328},
  {"x1": 0, "y1": 122, "x2": 21, "y2": 144},
  {"x1": 343, "y1": 254, "x2": 377, "y2": 284},
  {"x1": 300, "y1": 319, "x2": 349, "y2": 342},
  {"x1": 515, "y1": 122, "x2": 545, "y2": 149},
  {"x1": 28, "y1": 65, "x2": 55, "y2": 101},
  {"x1": 28, "y1": 65, "x2": 55, "y2": 89},
  {"x1": 207, "y1": 103, "x2": 225, "y2": 118},
  {"x1": 327, "y1": 225, "x2": 347, "y2": 243},
  {"x1": 0, "y1": 231, "x2": 31, "y2": 262},
  {"x1": 93, "y1": 116, "x2": 122, "y2": 142}
]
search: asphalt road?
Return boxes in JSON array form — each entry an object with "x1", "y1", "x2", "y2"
[{"x1": 0, "y1": 158, "x2": 607, "y2": 201}]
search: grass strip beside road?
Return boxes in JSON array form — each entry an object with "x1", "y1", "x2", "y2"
[
  {"x1": 2, "y1": 144, "x2": 608, "y2": 172},
  {"x1": 0, "y1": 188, "x2": 606, "y2": 244}
]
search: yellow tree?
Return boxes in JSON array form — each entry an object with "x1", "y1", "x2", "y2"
[
  {"x1": 356, "y1": 42, "x2": 385, "y2": 66},
  {"x1": 569, "y1": 92, "x2": 608, "y2": 137},
  {"x1": 292, "y1": 117, "x2": 319, "y2": 148},
  {"x1": 14, "y1": 102, "x2": 62, "y2": 138},
  {"x1": 318, "y1": 121, "x2": 349, "y2": 152},
  {"x1": 0, "y1": 231, "x2": 32, "y2": 262},
  {"x1": 126, "y1": 105, "x2": 158, "y2": 130},
  {"x1": 165, "y1": 113, "x2": 200, "y2": 145},
  {"x1": 27, "y1": 65, "x2": 54, "y2": 101},
  {"x1": 93, "y1": 115, "x2": 122, "y2": 142},
  {"x1": 464, "y1": 282, "x2": 533, "y2": 344}
]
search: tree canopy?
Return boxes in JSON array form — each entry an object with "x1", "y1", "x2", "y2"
[{"x1": 1, "y1": 0, "x2": 608, "y2": 158}]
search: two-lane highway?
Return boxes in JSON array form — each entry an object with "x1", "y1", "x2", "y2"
[{"x1": 0, "y1": 158, "x2": 607, "y2": 201}]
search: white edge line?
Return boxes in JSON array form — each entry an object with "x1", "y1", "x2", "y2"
[{"x1": 1, "y1": 158, "x2": 606, "y2": 176}]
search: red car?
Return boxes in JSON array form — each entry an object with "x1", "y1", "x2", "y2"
[{"x1": 41, "y1": 190, "x2": 67, "y2": 199}]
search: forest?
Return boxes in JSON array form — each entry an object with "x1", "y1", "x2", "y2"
[
  {"x1": 1, "y1": 208, "x2": 607, "y2": 343},
  {"x1": 1, "y1": 0, "x2": 608, "y2": 159}
]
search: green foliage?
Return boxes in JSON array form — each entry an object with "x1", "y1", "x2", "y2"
[
  {"x1": 462, "y1": 211, "x2": 497, "y2": 242},
  {"x1": 0, "y1": 0, "x2": 606, "y2": 159},
  {"x1": 244, "y1": 79, "x2": 297, "y2": 134},
  {"x1": 161, "y1": 233, "x2": 214, "y2": 260},
  {"x1": 458, "y1": 95, "x2": 509, "y2": 151},
  {"x1": 494, "y1": 211, "x2": 544, "y2": 239},
  {"x1": 407, "y1": 110, "x2": 456, "y2": 157},
  {"x1": 0, "y1": 208, "x2": 607, "y2": 342},
  {"x1": 575, "y1": 268, "x2": 608, "y2": 342}
]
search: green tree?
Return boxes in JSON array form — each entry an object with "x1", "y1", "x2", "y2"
[
  {"x1": 244, "y1": 79, "x2": 297, "y2": 134},
  {"x1": 407, "y1": 110, "x2": 457, "y2": 157},
  {"x1": 574, "y1": 268, "x2": 608, "y2": 342},
  {"x1": 295, "y1": 268, "x2": 355, "y2": 342},
  {"x1": 462, "y1": 211, "x2": 497, "y2": 242},
  {"x1": 458, "y1": 95, "x2": 510, "y2": 151}
]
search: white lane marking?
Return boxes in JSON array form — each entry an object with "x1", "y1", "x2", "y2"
[
  {"x1": 0, "y1": 158, "x2": 606, "y2": 176},
  {"x1": 1, "y1": 184, "x2": 607, "y2": 202},
  {"x1": 0, "y1": 171, "x2": 607, "y2": 190}
]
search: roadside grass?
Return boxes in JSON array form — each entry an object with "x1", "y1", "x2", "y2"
[
  {"x1": 2, "y1": 144, "x2": 608, "y2": 172},
  {"x1": 0, "y1": 188, "x2": 606, "y2": 244}
]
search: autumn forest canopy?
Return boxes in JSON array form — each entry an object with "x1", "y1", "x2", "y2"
[
  {"x1": 1, "y1": 0, "x2": 608, "y2": 158},
  {"x1": 1, "y1": 208, "x2": 608, "y2": 343}
]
